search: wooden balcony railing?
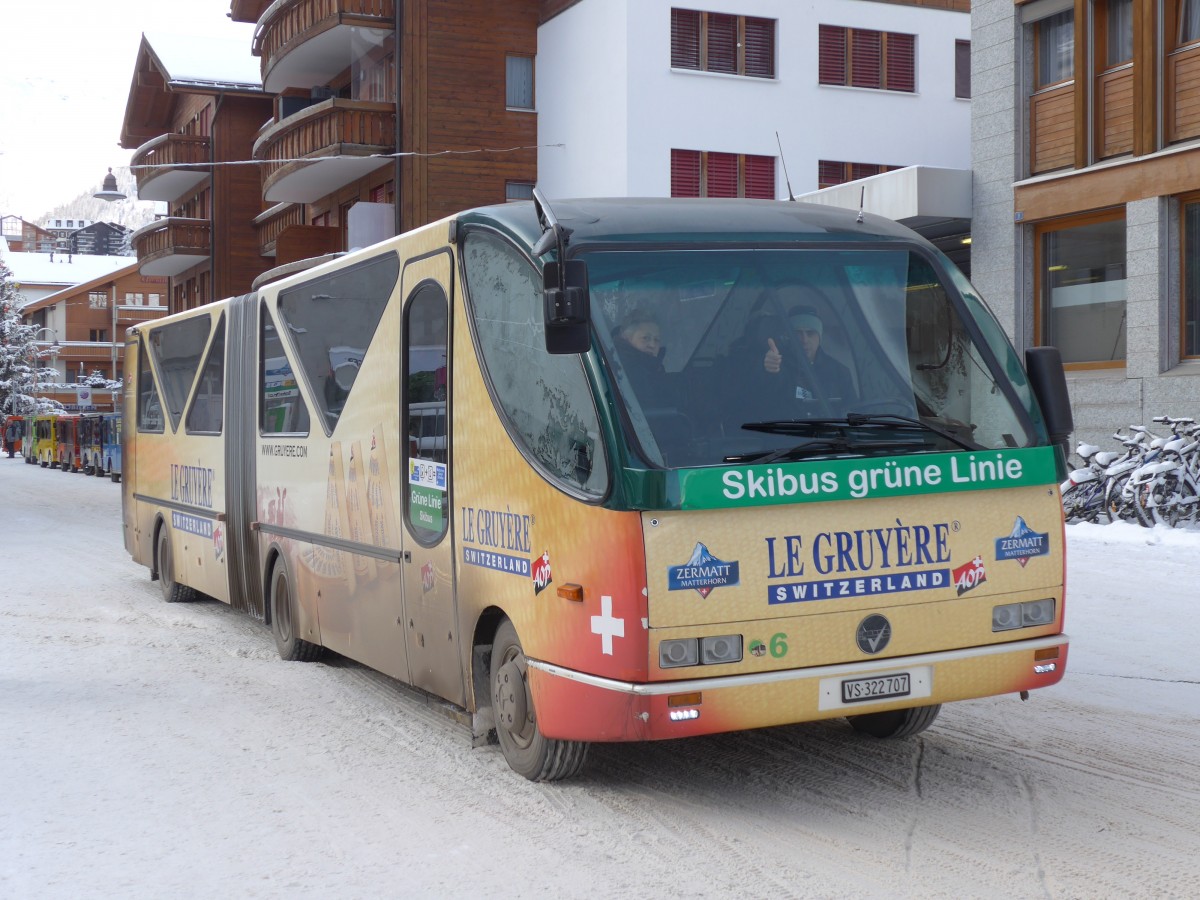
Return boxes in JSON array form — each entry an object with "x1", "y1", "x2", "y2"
[
  {"x1": 1095, "y1": 65, "x2": 1133, "y2": 160},
  {"x1": 254, "y1": 0, "x2": 394, "y2": 79},
  {"x1": 1167, "y1": 43, "x2": 1200, "y2": 145},
  {"x1": 253, "y1": 98, "x2": 395, "y2": 197},
  {"x1": 254, "y1": 202, "x2": 308, "y2": 255},
  {"x1": 131, "y1": 218, "x2": 212, "y2": 269},
  {"x1": 1030, "y1": 82, "x2": 1075, "y2": 175},
  {"x1": 130, "y1": 134, "x2": 211, "y2": 198}
]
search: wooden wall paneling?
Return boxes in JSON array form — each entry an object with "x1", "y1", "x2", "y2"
[
  {"x1": 1073, "y1": 0, "x2": 1088, "y2": 170},
  {"x1": 1097, "y1": 67, "x2": 1134, "y2": 158},
  {"x1": 1133, "y1": 0, "x2": 1156, "y2": 156},
  {"x1": 1031, "y1": 85, "x2": 1076, "y2": 173},
  {"x1": 213, "y1": 95, "x2": 274, "y2": 301}
]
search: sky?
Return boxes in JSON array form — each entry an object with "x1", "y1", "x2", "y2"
[{"x1": 0, "y1": 0, "x2": 252, "y2": 221}]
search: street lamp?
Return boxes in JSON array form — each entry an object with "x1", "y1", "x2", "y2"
[
  {"x1": 94, "y1": 168, "x2": 127, "y2": 394},
  {"x1": 94, "y1": 168, "x2": 126, "y2": 203}
]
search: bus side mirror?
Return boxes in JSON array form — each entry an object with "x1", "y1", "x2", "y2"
[
  {"x1": 543, "y1": 259, "x2": 591, "y2": 355},
  {"x1": 1025, "y1": 346, "x2": 1073, "y2": 447}
]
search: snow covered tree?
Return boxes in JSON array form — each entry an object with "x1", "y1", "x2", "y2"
[{"x1": 0, "y1": 260, "x2": 66, "y2": 416}]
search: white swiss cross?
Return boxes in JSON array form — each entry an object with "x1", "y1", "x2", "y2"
[{"x1": 590, "y1": 594, "x2": 625, "y2": 656}]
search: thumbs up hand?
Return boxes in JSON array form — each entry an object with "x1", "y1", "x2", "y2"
[{"x1": 764, "y1": 338, "x2": 782, "y2": 374}]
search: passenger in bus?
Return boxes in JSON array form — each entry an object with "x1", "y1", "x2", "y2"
[{"x1": 616, "y1": 311, "x2": 665, "y2": 380}]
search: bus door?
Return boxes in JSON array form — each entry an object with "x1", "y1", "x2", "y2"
[{"x1": 399, "y1": 251, "x2": 462, "y2": 706}]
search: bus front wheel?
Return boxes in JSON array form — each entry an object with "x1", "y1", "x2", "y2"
[
  {"x1": 847, "y1": 704, "x2": 941, "y2": 739},
  {"x1": 269, "y1": 560, "x2": 323, "y2": 662},
  {"x1": 155, "y1": 527, "x2": 196, "y2": 603},
  {"x1": 490, "y1": 619, "x2": 589, "y2": 782}
]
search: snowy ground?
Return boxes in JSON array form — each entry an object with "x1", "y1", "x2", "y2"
[{"x1": 1, "y1": 456, "x2": 1197, "y2": 899}]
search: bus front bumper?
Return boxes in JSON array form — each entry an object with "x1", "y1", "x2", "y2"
[{"x1": 526, "y1": 634, "x2": 1068, "y2": 742}]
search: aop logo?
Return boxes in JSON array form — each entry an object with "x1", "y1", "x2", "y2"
[{"x1": 856, "y1": 614, "x2": 892, "y2": 655}]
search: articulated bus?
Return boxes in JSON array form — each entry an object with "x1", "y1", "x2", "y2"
[{"x1": 122, "y1": 197, "x2": 1073, "y2": 781}]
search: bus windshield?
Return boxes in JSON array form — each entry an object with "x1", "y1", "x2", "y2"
[{"x1": 587, "y1": 246, "x2": 1042, "y2": 469}]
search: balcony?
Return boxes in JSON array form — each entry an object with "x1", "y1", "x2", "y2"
[
  {"x1": 254, "y1": 0, "x2": 395, "y2": 93},
  {"x1": 254, "y1": 202, "x2": 307, "y2": 256},
  {"x1": 131, "y1": 134, "x2": 211, "y2": 202},
  {"x1": 130, "y1": 218, "x2": 212, "y2": 277},
  {"x1": 253, "y1": 98, "x2": 394, "y2": 203}
]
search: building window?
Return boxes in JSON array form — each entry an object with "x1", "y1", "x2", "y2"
[
  {"x1": 1182, "y1": 199, "x2": 1200, "y2": 357},
  {"x1": 90, "y1": 329, "x2": 108, "y2": 342},
  {"x1": 1181, "y1": 0, "x2": 1200, "y2": 45},
  {"x1": 1037, "y1": 213, "x2": 1126, "y2": 366},
  {"x1": 89, "y1": 291, "x2": 108, "y2": 309},
  {"x1": 312, "y1": 212, "x2": 330, "y2": 228},
  {"x1": 817, "y1": 160, "x2": 900, "y2": 189},
  {"x1": 506, "y1": 181, "x2": 535, "y2": 202},
  {"x1": 369, "y1": 181, "x2": 395, "y2": 204},
  {"x1": 955, "y1": 40, "x2": 971, "y2": 98},
  {"x1": 1036, "y1": 10, "x2": 1074, "y2": 87},
  {"x1": 671, "y1": 150, "x2": 775, "y2": 199},
  {"x1": 149, "y1": 293, "x2": 161, "y2": 306},
  {"x1": 506, "y1": 54, "x2": 534, "y2": 110},
  {"x1": 819, "y1": 25, "x2": 915, "y2": 92},
  {"x1": 1101, "y1": 0, "x2": 1133, "y2": 67},
  {"x1": 671, "y1": 9, "x2": 776, "y2": 79}
]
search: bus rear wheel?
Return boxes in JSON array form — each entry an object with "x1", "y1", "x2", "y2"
[
  {"x1": 490, "y1": 619, "x2": 589, "y2": 781},
  {"x1": 847, "y1": 704, "x2": 941, "y2": 739},
  {"x1": 269, "y1": 560, "x2": 323, "y2": 662},
  {"x1": 155, "y1": 527, "x2": 196, "y2": 603}
]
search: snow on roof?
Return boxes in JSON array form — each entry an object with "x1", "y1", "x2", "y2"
[
  {"x1": 2, "y1": 250, "x2": 132, "y2": 292},
  {"x1": 145, "y1": 25, "x2": 261, "y2": 90}
]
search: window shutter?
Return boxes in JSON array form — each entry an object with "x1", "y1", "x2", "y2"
[
  {"x1": 885, "y1": 32, "x2": 915, "y2": 92},
  {"x1": 671, "y1": 149, "x2": 702, "y2": 198},
  {"x1": 819, "y1": 25, "x2": 847, "y2": 85},
  {"x1": 850, "y1": 29, "x2": 882, "y2": 89},
  {"x1": 850, "y1": 162, "x2": 878, "y2": 181},
  {"x1": 744, "y1": 155, "x2": 776, "y2": 199},
  {"x1": 706, "y1": 13, "x2": 738, "y2": 74},
  {"x1": 706, "y1": 152, "x2": 738, "y2": 197},
  {"x1": 671, "y1": 9, "x2": 701, "y2": 70},
  {"x1": 744, "y1": 17, "x2": 776, "y2": 78},
  {"x1": 818, "y1": 160, "x2": 846, "y2": 189}
]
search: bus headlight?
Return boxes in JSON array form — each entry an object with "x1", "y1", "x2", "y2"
[
  {"x1": 993, "y1": 599, "x2": 1056, "y2": 632},
  {"x1": 701, "y1": 634, "x2": 743, "y2": 665},
  {"x1": 1022, "y1": 598, "x2": 1056, "y2": 626},
  {"x1": 659, "y1": 639, "x2": 699, "y2": 668}
]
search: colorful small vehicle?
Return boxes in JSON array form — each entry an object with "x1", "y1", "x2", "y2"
[
  {"x1": 21, "y1": 415, "x2": 36, "y2": 464},
  {"x1": 32, "y1": 415, "x2": 59, "y2": 467},
  {"x1": 79, "y1": 413, "x2": 104, "y2": 475},
  {"x1": 101, "y1": 412, "x2": 122, "y2": 482},
  {"x1": 4, "y1": 415, "x2": 25, "y2": 458},
  {"x1": 56, "y1": 414, "x2": 81, "y2": 472}
]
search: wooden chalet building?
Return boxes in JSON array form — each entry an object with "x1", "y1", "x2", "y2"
[
  {"x1": 226, "y1": 0, "x2": 550, "y2": 270},
  {"x1": 119, "y1": 32, "x2": 274, "y2": 313},
  {"x1": 2, "y1": 216, "x2": 54, "y2": 254},
  {"x1": 20, "y1": 261, "x2": 168, "y2": 411}
]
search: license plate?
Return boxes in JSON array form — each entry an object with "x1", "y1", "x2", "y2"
[{"x1": 840, "y1": 672, "x2": 911, "y2": 704}]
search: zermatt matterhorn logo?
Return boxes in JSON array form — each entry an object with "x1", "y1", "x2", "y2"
[
  {"x1": 667, "y1": 542, "x2": 740, "y2": 598},
  {"x1": 995, "y1": 516, "x2": 1050, "y2": 567}
]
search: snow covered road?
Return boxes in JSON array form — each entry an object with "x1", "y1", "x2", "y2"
[{"x1": 1, "y1": 458, "x2": 1196, "y2": 899}]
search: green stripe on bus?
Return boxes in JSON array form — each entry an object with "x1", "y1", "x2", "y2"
[{"x1": 676, "y1": 446, "x2": 1059, "y2": 510}]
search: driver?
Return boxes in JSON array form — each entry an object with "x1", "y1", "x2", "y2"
[{"x1": 759, "y1": 306, "x2": 856, "y2": 408}]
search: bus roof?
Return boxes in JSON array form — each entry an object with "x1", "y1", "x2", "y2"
[{"x1": 455, "y1": 197, "x2": 930, "y2": 254}]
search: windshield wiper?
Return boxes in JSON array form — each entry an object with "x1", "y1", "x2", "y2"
[
  {"x1": 740, "y1": 414, "x2": 981, "y2": 452},
  {"x1": 843, "y1": 412, "x2": 980, "y2": 451},
  {"x1": 725, "y1": 437, "x2": 858, "y2": 465}
]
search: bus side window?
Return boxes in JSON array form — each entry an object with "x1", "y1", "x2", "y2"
[
  {"x1": 260, "y1": 302, "x2": 310, "y2": 435},
  {"x1": 136, "y1": 338, "x2": 164, "y2": 433},
  {"x1": 462, "y1": 231, "x2": 608, "y2": 496},
  {"x1": 185, "y1": 315, "x2": 226, "y2": 435}
]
